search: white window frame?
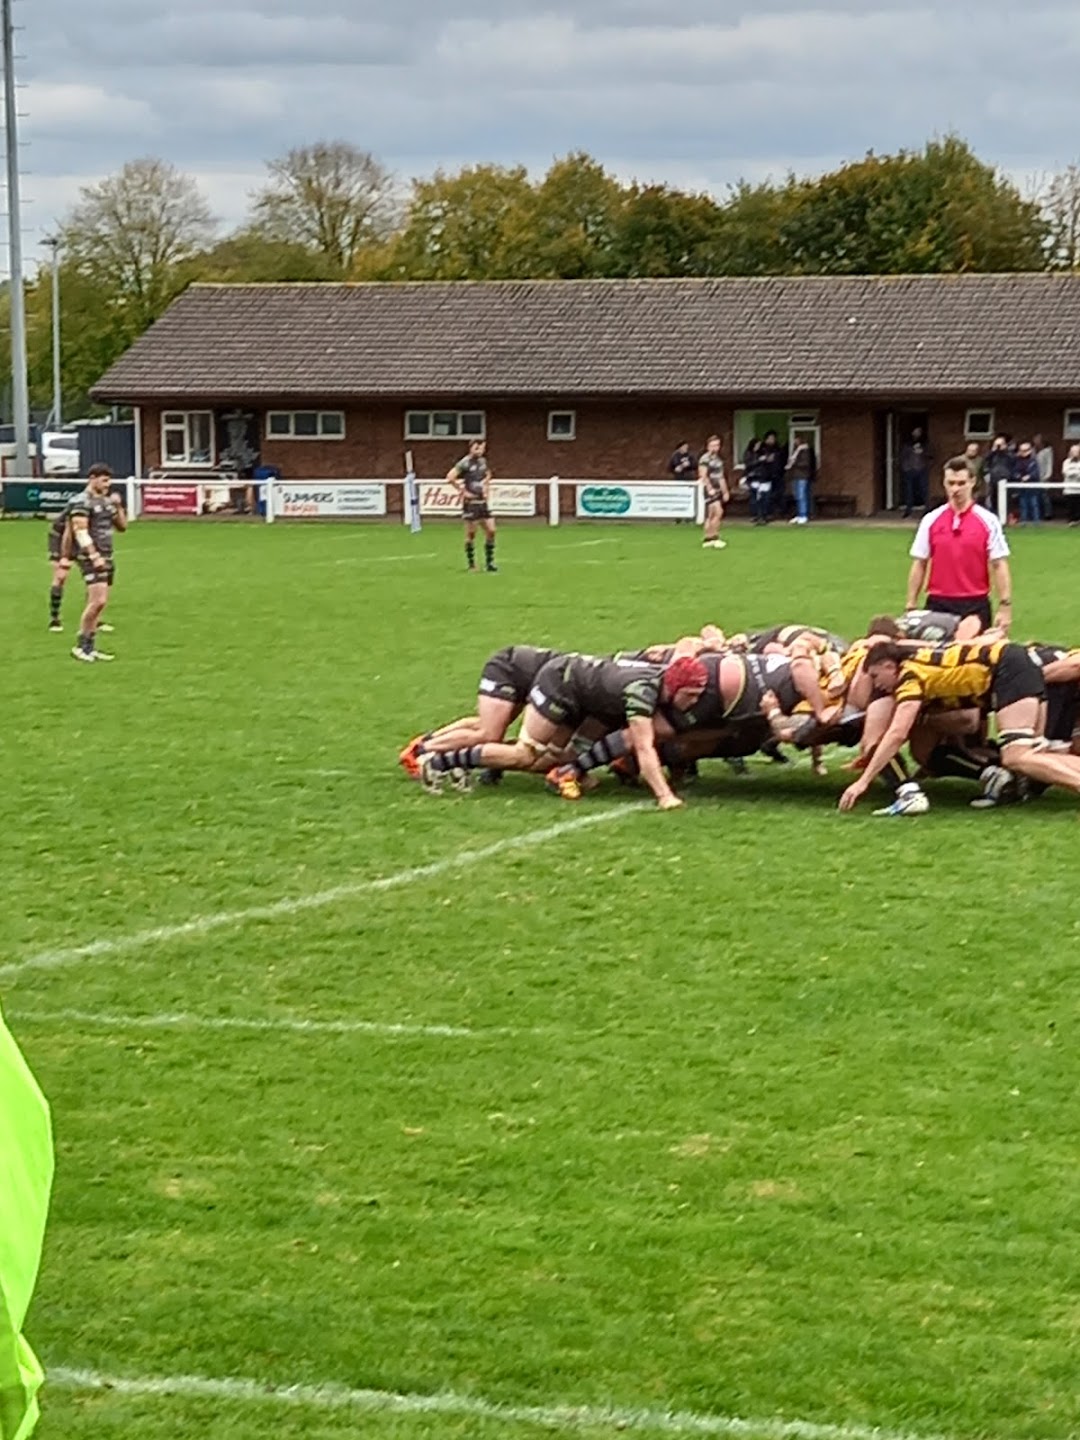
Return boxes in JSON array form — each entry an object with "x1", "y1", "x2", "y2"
[
  {"x1": 964, "y1": 408, "x2": 995, "y2": 440},
  {"x1": 404, "y1": 410, "x2": 486, "y2": 440},
  {"x1": 160, "y1": 409, "x2": 214, "y2": 467},
  {"x1": 1063, "y1": 407, "x2": 1080, "y2": 440},
  {"x1": 547, "y1": 409, "x2": 576, "y2": 441},
  {"x1": 265, "y1": 410, "x2": 346, "y2": 441}
]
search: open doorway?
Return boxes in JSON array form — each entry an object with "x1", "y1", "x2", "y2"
[{"x1": 884, "y1": 411, "x2": 931, "y2": 513}]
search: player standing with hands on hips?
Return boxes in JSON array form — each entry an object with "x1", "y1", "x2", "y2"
[{"x1": 448, "y1": 439, "x2": 498, "y2": 573}]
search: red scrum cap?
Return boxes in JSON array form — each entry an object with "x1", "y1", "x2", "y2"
[{"x1": 661, "y1": 655, "x2": 708, "y2": 700}]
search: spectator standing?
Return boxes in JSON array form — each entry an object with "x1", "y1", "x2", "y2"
[
  {"x1": 785, "y1": 434, "x2": 817, "y2": 525},
  {"x1": 743, "y1": 438, "x2": 771, "y2": 525},
  {"x1": 1063, "y1": 443, "x2": 1080, "y2": 525},
  {"x1": 1013, "y1": 440, "x2": 1042, "y2": 525},
  {"x1": 962, "y1": 441, "x2": 985, "y2": 499},
  {"x1": 898, "y1": 427, "x2": 932, "y2": 517},
  {"x1": 1034, "y1": 433, "x2": 1055, "y2": 519},
  {"x1": 982, "y1": 435, "x2": 1015, "y2": 518},
  {"x1": 906, "y1": 455, "x2": 1012, "y2": 632},
  {"x1": 759, "y1": 430, "x2": 786, "y2": 519},
  {"x1": 668, "y1": 440, "x2": 696, "y2": 525}
]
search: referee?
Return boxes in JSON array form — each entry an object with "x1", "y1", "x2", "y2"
[{"x1": 905, "y1": 455, "x2": 1012, "y2": 632}]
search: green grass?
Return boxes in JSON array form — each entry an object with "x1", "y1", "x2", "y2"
[{"x1": 3, "y1": 517, "x2": 1080, "y2": 1440}]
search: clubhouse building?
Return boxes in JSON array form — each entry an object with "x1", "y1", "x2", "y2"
[{"x1": 92, "y1": 274, "x2": 1080, "y2": 517}]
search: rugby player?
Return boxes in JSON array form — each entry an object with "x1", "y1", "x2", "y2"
[
  {"x1": 399, "y1": 645, "x2": 562, "y2": 777},
  {"x1": 68, "y1": 465, "x2": 125, "y2": 663},
  {"x1": 419, "y1": 654, "x2": 708, "y2": 809},
  {"x1": 448, "y1": 439, "x2": 497, "y2": 573},
  {"x1": 866, "y1": 610, "x2": 988, "y2": 644},
  {"x1": 46, "y1": 503, "x2": 73, "y2": 631},
  {"x1": 698, "y1": 436, "x2": 730, "y2": 550},
  {"x1": 838, "y1": 639, "x2": 1080, "y2": 811}
]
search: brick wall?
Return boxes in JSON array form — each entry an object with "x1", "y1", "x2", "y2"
[{"x1": 135, "y1": 397, "x2": 1080, "y2": 518}]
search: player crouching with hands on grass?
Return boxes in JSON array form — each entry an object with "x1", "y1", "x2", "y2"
[{"x1": 419, "y1": 654, "x2": 707, "y2": 809}]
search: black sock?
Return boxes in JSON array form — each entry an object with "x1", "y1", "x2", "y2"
[
  {"x1": 49, "y1": 585, "x2": 62, "y2": 621},
  {"x1": 574, "y1": 731, "x2": 630, "y2": 775},
  {"x1": 465, "y1": 542, "x2": 475, "y2": 568},
  {"x1": 484, "y1": 540, "x2": 495, "y2": 566},
  {"x1": 79, "y1": 632, "x2": 94, "y2": 654},
  {"x1": 431, "y1": 746, "x2": 484, "y2": 773},
  {"x1": 880, "y1": 755, "x2": 912, "y2": 795},
  {"x1": 926, "y1": 744, "x2": 986, "y2": 782}
]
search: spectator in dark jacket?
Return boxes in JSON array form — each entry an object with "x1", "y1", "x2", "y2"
[
  {"x1": 899, "y1": 428, "x2": 931, "y2": 516},
  {"x1": 759, "y1": 430, "x2": 786, "y2": 519},
  {"x1": 667, "y1": 441, "x2": 696, "y2": 481},
  {"x1": 1014, "y1": 440, "x2": 1042, "y2": 524},
  {"x1": 983, "y1": 435, "x2": 1015, "y2": 518},
  {"x1": 744, "y1": 438, "x2": 771, "y2": 524}
]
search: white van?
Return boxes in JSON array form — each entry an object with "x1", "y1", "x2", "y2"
[{"x1": 40, "y1": 431, "x2": 80, "y2": 477}]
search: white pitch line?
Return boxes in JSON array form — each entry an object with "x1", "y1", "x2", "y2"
[
  {"x1": 5, "y1": 1008, "x2": 494, "y2": 1041},
  {"x1": 332, "y1": 551, "x2": 437, "y2": 565},
  {"x1": 48, "y1": 1366, "x2": 948, "y2": 1440},
  {"x1": 0, "y1": 805, "x2": 647, "y2": 981},
  {"x1": 553, "y1": 537, "x2": 620, "y2": 549}
]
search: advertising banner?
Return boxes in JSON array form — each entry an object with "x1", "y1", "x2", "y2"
[
  {"x1": 419, "y1": 482, "x2": 537, "y2": 517},
  {"x1": 277, "y1": 484, "x2": 387, "y2": 518},
  {"x1": 1, "y1": 481, "x2": 84, "y2": 515},
  {"x1": 575, "y1": 483, "x2": 697, "y2": 520},
  {"x1": 141, "y1": 484, "x2": 201, "y2": 516}
]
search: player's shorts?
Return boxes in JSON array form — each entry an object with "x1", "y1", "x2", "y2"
[
  {"x1": 703, "y1": 488, "x2": 724, "y2": 508},
  {"x1": 463, "y1": 499, "x2": 491, "y2": 522},
  {"x1": 47, "y1": 533, "x2": 68, "y2": 563},
  {"x1": 1044, "y1": 681, "x2": 1080, "y2": 743},
  {"x1": 990, "y1": 644, "x2": 1045, "y2": 711},
  {"x1": 926, "y1": 594, "x2": 993, "y2": 629},
  {"x1": 478, "y1": 647, "x2": 531, "y2": 705},
  {"x1": 76, "y1": 554, "x2": 114, "y2": 586},
  {"x1": 526, "y1": 661, "x2": 580, "y2": 729}
]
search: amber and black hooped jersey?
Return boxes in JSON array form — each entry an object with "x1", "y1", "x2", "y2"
[{"x1": 891, "y1": 640, "x2": 1008, "y2": 708}]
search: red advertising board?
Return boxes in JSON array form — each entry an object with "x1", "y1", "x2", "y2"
[{"x1": 141, "y1": 484, "x2": 200, "y2": 516}]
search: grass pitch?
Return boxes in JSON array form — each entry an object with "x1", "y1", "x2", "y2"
[{"x1": 3, "y1": 517, "x2": 1079, "y2": 1440}]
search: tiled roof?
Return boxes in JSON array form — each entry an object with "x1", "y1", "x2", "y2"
[{"x1": 91, "y1": 274, "x2": 1080, "y2": 402}]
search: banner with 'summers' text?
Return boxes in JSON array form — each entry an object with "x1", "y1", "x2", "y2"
[
  {"x1": 575, "y1": 483, "x2": 697, "y2": 520},
  {"x1": 276, "y1": 484, "x2": 388, "y2": 518},
  {"x1": 0, "y1": 1011, "x2": 53, "y2": 1440}
]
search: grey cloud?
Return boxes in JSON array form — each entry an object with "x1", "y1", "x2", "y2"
[{"x1": 18, "y1": 0, "x2": 1080, "y2": 251}]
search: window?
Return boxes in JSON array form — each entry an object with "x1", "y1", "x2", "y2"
[
  {"x1": 1064, "y1": 408, "x2": 1080, "y2": 439},
  {"x1": 548, "y1": 410, "x2": 576, "y2": 441},
  {"x1": 964, "y1": 408, "x2": 995, "y2": 440},
  {"x1": 161, "y1": 410, "x2": 213, "y2": 466},
  {"x1": 265, "y1": 411, "x2": 345, "y2": 440},
  {"x1": 405, "y1": 410, "x2": 486, "y2": 440}
]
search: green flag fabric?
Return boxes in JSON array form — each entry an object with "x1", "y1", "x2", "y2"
[{"x1": 0, "y1": 1011, "x2": 54, "y2": 1440}]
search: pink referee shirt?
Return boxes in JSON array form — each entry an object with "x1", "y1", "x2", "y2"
[{"x1": 910, "y1": 503, "x2": 1010, "y2": 598}]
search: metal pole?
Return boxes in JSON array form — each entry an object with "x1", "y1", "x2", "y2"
[
  {"x1": 2, "y1": 0, "x2": 29, "y2": 475},
  {"x1": 45, "y1": 235, "x2": 61, "y2": 428}
]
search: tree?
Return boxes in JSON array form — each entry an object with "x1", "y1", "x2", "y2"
[
  {"x1": 61, "y1": 157, "x2": 217, "y2": 336},
  {"x1": 1042, "y1": 164, "x2": 1080, "y2": 270},
  {"x1": 188, "y1": 230, "x2": 338, "y2": 284},
  {"x1": 526, "y1": 153, "x2": 626, "y2": 278},
  {"x1": 772, "y1": 137, "x2": 1046, "y2": 275},
  {"x1": 363, "y1": 164, "x2": 536, "y2": 280},
  {"x1": 250, "y1": 142, "x2": 396, "y2": 277}
]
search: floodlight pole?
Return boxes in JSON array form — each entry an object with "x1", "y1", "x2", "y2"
[
  {"x1": 2, "y1": 0, "x2": 30, "y2": 475},
  {"x1": 44, "y1": 235, "x2": 61, "y2": 428}
]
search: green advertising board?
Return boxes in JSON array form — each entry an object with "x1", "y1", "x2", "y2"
[{"x1": 0, "y1": 481, "x2": 85, "y2": 516}]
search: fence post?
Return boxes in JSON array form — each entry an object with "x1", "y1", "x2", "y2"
[
  {"x1": 548, "y1": 476, "x2": 560, "y2": 527},
  {"x1": 265, "y1": 479, "x2": 275, "y2": 524},
  {"x1": 998, "y1": 480, "x2": 1008, "y2": 529}
]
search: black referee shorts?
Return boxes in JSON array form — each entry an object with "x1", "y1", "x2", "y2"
[{"x1": 926, "y1": 594, "x2": 993, "y2": 629}]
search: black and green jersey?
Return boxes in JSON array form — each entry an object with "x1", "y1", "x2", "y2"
[{"x1": 68, "y1": 489, "x2": 116, "y2": 555}]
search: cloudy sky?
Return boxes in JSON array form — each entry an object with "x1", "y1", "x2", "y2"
[{"x1": 16, "y1": 0, "x2": 1080, "y2": 263}]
